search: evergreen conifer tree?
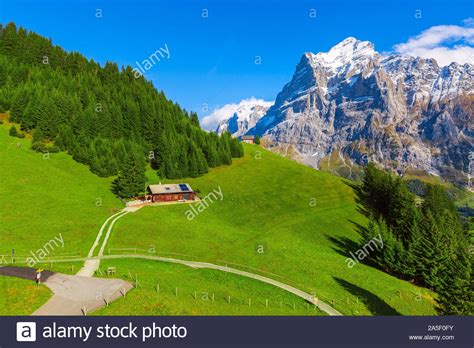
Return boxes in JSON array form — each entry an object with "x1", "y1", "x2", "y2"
[
  {"x1": 9, "y1": 125, "x2": 17, "y2": 137},
  {"x1": 113, "y1": 152, "x2": 146, "y2": 198}
]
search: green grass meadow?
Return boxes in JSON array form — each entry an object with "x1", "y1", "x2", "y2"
[
  {"x1": 0, "y1": 125, "x2": 122, "y2": 257},
  {"x1": 0, "y1": 126, "x2": 437, "y2": 315},
  {"x1": 93, "y1": 259, "x2": 325, "y2": 316},
  {"x1": 0, "y1": 274, "x2": 51, "y2": 315},
  {"x1": 107, "y1": 144, "x2": 437, "y2": 316}
]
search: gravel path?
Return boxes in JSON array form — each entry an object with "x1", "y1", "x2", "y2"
[
  {"x1": 0, "y1": 266, "x2": 132, "y2": 316},
  {"x1": 76, "y1": 206, "x2": 139, "y2": 277}
]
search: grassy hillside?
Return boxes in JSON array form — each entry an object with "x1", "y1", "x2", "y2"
[
  {"x1": 0, "y1": 125, "x2": 122, "y2": 257},
  {"x1": 93, "y1": 259, "x2": 325, "y2": 316},
  {"x1": 0, "y1": 275, "x2": 51, "y2": 315},
  {"x1": 0, "y1": 124, "x2": 325, "y2": 316},
  {"x1": 107, "y1": 144, "x2": 436, "y2": 315},
  {"x1": 0, "y1": 124, "x2": 437, "y2": 315}
]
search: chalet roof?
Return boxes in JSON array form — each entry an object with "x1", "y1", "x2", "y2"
[
  {"x1": 147, "y1": 183, "x2": 193, "y2": 195},
  {"x1": 241, "y1": 135, "x2": 255, "y2": 140}
]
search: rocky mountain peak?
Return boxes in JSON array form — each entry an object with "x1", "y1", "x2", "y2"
[
  {"x1": 306, "y1": 37, "x2": 378, "y2": 77},
  {"x1": 245, "y1": 37, "x2": 473, "y2": 185},
  {"x1": 215, "y1": 101, "x2": 272, "y2": 137}
]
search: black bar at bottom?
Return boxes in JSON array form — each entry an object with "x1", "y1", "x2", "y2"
[{"x1": 1, "y1": 316, "x2": 472, "y2": 347}]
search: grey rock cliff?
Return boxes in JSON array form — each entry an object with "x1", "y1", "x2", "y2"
[{"x1": 247, "y1": 37, "x2": 473, "y2": 183}]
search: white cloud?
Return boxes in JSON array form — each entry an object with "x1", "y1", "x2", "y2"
[
  {"x1": 462, "y1": 17, "x2": 474, "y2": 27},
  {"x1": 393, "y1": 20, "x2": 474, "y2": 66},
  {"x1": 201, "y1": 97, "x2": 273, "y2": 131}
]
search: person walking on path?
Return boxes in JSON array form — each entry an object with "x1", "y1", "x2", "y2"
[{"x1": 35, "y1": 269, "x2": 43, "y2": 288}]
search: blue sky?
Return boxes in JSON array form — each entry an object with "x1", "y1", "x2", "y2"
[{"x1": 1, "y1": 0, "x2": 472, "y2": 126}]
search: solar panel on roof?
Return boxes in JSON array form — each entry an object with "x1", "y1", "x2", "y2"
[{"x1": 179, "y1": 184, "x2": 188, "y2": 191}]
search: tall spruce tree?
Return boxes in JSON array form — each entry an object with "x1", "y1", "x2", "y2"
[
  {"x1": 8, "y1": 125, "x2": 17, "y2": 137},
  {"x1": 436, "y1": 251, "x2": 473, "y2": 315},
  {"x1": 113, "y1": 152, "x2": 146, "y2": 198},
  {"x1": 413, "y1": 212, "x2": 451, "y2": 289}
]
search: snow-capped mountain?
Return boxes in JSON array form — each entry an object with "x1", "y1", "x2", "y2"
[
  {"x1": 247, "y1": 37, "x2": 473, "y2": 183},
  {"x1": 215, "y1": 101, "x2": 272, "y2": 137}
]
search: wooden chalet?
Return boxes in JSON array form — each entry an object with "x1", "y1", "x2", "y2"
[
  {"x1": 146, "y1": 183, "x2": 196, "y2": 203},
  {"x1": 241, "y1": 135, "x2": 255, "y2": 144}
]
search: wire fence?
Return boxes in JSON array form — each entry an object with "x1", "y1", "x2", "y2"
[
  {"x1": 0, "y1": 252, "x2": 83, "y2": 265},
  {"x1": 0, "y1": 248, "x2": 347, "y2": 313},
  {"x1": 215, "y1": 259, "x2": 313, "y2": 294},
  {"x1": 1, "y1": 250, "x2": 309, "y2": 295},
  {"x1": 107, "y1": 248, "x2": 198, "y2": 260}
]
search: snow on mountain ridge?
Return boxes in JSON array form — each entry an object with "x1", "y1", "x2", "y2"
[
  {"x1": 301, "y1": 37, "x2": 379, "y2": 85},
  {"x1": 308, "y1": 37, "x2": 377, "y2": 72},
  {"x1": 246, "y1": 37, "x2": 473, "y2": 185},
  {"x1": 215, "y1": 99, "x2": 273, "y2": 137},
  {"x1": 202, "y1": 97, "x2": 272, "y2": 132}
]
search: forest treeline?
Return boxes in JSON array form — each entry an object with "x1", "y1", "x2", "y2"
[
  {"x1": 357, "y1": 163, "x2": 473, "y2": 315},
  {"x1": 0, "y1": 22, "x2": 243, "y2": 197}
]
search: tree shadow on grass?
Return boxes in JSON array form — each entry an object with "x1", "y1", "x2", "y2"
[
  {"x1": 324, "y1": 218, "x2": 373, "y2": 259},
  {"x1": 334, "y1": 277, "x2": 400, "y2": 315},
  {"x1": 327, "y1": 179, "x2": 382, "y2": 269},
  {"x1": 325, "y1": 232, "x2": 380, "y2": 270},
  {"x1": 325, "y1": 234, "x2": 360, "y2": 258},
  {"x1": 343, "y1": 179, "x2": 373, "y2": 218}
]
